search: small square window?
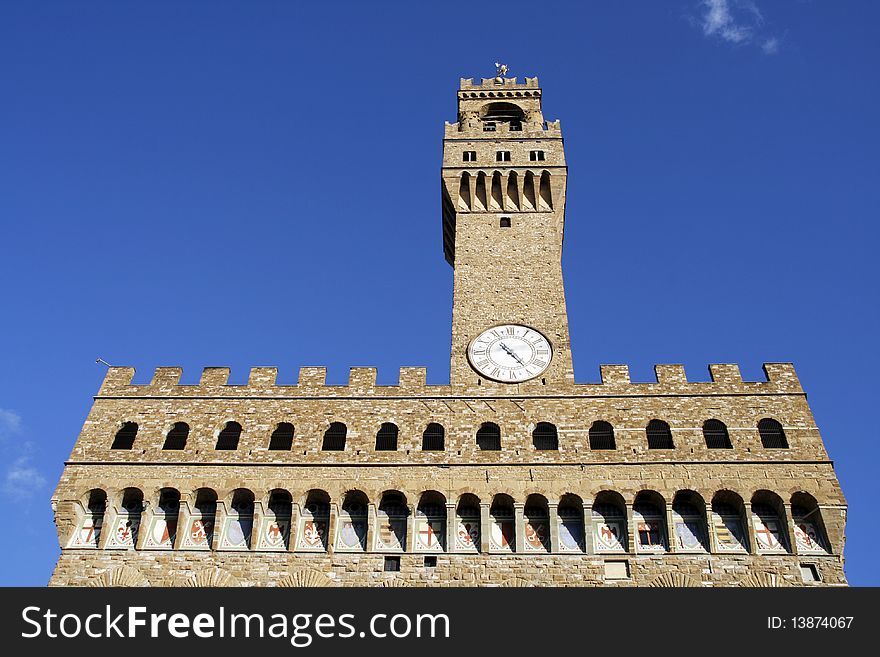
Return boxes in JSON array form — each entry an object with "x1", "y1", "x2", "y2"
[
  {"x1": 462, "y1": 151, "x2": 477, "y2": 162},
  {"x1": 384, "y1": 556, "x2": 401, "y2": 572},
  {"x1": 500, "y1": 217, "x2": 511, "y2": 228},
  {"x1": 529, "y1": 150, "x2": 545, "y2": 161},
  {"x1": 604, "y1": 560, "x2": 629, "y2": 580},
  {"x1": 424, "y1": 556, "x2": 437, "y2": 568},
  {"x1": 800, "y1": 563, "x2": 820, "y2": 583},
  {"x1": 496, "y1": 151, "x2": 511, "y2": 162}
]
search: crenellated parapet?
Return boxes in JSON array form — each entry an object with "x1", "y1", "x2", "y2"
[
  {"x1": 96, "y1": 362, "x2": 804, "y2": 398},
  {"x1": 459, "y1": 76, "x2": 541, "y2": 90}
]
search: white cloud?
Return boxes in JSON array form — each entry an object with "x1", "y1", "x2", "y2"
[
  {"x1": 762, "y1": 37, "x2": 780, "y2": 55},
  {"x1": 697, "y1": 0, "x2": 780, "y2": 53},
  {"x1": 2, "y1": 455, "x2": 47, "y2": 499},
  {"x1": 0, "y1": 411, "x2": 48, "y2": 500},
  {"x1": 0, "y1": 408, "x2": 22, "y2": 438}
]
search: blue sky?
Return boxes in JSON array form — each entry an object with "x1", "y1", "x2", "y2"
[{"x1": 1, "y1": 1, "x2": 877, "y2": 585}]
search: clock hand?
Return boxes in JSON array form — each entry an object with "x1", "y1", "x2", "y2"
[{"x1": 499, "y1": 342, "x2": 525, "y2": 366}]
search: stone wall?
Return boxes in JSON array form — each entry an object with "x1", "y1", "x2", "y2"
[{"x1": 50, "y1": 550, "x2": 844, "y2": 588}]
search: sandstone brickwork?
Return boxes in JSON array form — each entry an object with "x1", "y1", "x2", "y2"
[{"x1": 49, "y1": 71, "x2": 847, "y2": 587}]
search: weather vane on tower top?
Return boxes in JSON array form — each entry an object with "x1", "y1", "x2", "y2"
[{"x1": 494, "y1": 62, "x2": 509, "y2": 81}]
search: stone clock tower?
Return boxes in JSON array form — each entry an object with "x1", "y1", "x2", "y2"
[
  {"x1": 49, "y1": 67, "x2": 847, "y2": 588},
  {"x1": 442, "y1": 71, "x2": 574, "y2": 389}
]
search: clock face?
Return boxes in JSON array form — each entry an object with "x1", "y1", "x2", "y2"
[{"x1": 467, "y1": 324, "x2": 552, "y2": 383}]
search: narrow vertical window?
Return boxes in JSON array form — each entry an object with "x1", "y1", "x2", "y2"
[
  {"x1": 529, "y1": 150, "x2": 545, "y2": 161},
  {"x1": 495, "y1": 150, "x2": 511, "y2": 162},
  {"x1": 268, "y1": 422, "x2": 294, "y2": 450},
  {"x1": 462, "y1": 150, "x2": 477, "y2": 162},
  {"x1": 422, "y1": 423, "x2": 445, "y2": 451},
  {"x1": 532, "y1": 422, "x2": 558, "y2": 450},
  {"x1": 758, "y1": 418, "x2": 788, "y2": 448},
  {"x1": 215, "y1": 421, "x2": 242, "y2": 450},
  {"x1": 111, "y1": 422, "x2": 138, "y2": 450},
  {"x1": 163, "y1": 422, "x2": 189, "y2": 450},
  {"x1": 375, "y1": 423, "x2": 399, "y2": 451},
  {"x1": 703, "y1": 419, "x2": 732, "y2": 449},
  {"x1": 322, "y1": 422, "x2": 347, "y2": 451},
  {"x1": 646, "y1": 420, "x2": 674, "y2": 449},
  {"x1": 476, "y1": 422, "x2": 501, "y2": 450},
  {"x1": 589, "y1": 421, "x2": 616, "y2": 450}
]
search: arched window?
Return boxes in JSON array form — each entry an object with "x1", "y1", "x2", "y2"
[
  {"x1": 791, "y1": 493, "x2": 829, "y2": 554},
  {"x1": 336, "y1": 490, "x2": 368, "y2": 552},
  {"x1": 111, "y1": 422, "x2": 138, "y2": 450},
  {"x1": 376, "y1": 491, "x2": 409, "y2": 552},
  {"x1": 633, "y1": 491, "x2": 667, "y2": 552},
  {"x1": 646, "y1": 420, "x2": 674, "y2": 449},
  {"x1": 322, "y1": 422, "x2": 347, "y2": 451},
  {"x1": 711, "y1": 491, "x2": 748, "y2": 553},
  {"x1": 375, "y1": 423, "x2": 399, "y2": 451},
  {"x1": 592, "y1": 491, "x2": 627, "y2": 553},
  {"x1": 751, "y1": 491, "x2": 789, "y2": 553},
  {"x1": 455, "y1": 494, "x2": 481, "y2": 552},
  {"x1": 106, "y1": 487, "x2": 144, "y2": 549},
  {"x1": 703, "y1": 419, "x2": 732, "y2": 449},
  {"x1": 589, "y1": 421, "x2": 616, "y2": 450},
  {"x1": 422, "y1": 423, "x2": 445, "y2": 451},
  {"x1": 268, "y1": 422, "x2": 294, "y2": 451},
  {"x1": 219, "y1": 489, "x2": 254, "y2": 550},
  {"x1": 532, "y1": 422, "x2": 559, "y2": 450},
  {"x1": 257, "y1": 489, "x2": 291, "y2": 551},
  {"x1": 671, "y1": 491, "x2": 709, "y2": 552},
  {"x1": 162, "y1": 422, "x2": 189, "y2": 450},
  {"x1": 297, "y1": 490, "x2": 330, "y2": 552},
  {"x1": 489, "y1": 494, "x2": 515, "y2": 552},
  {"x1": 181, "y1": 488, "x2": 216, "y2": 550},
  {"x1": 523, "y1": 494, "x2": 550, "y2": 552},
  {"x1": 69, "y1": 489, "x2": 106, "y2": 548},
  {"x1": 143, "y1": 488, "x2": 179, "y2": 549},
  {"x1": 476, "y1": 422, "x2": 501, "y2": 451},
  {"x1": 481, "y1": 101, "x2": 525, "y2": 130},
  {"x1": 558, "y1": 494, "x2": 585, "y2": 552},
  {"x1": 215, "y1": 421, "x2": 242, "y2": 450},
  {"x1": 416, "y1": 491, "x2": 447, "y2": 552},
  {"x1": 758, "y1": 418, "x2": 788, "y2": 449}
]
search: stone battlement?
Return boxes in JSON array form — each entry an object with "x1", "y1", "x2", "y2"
[
  {"x1": 97, "y1": 363, "x2": 803, "y2": 397},
  {"x1": 459, "y1": 76, "x2": 540, "y2": 90}
]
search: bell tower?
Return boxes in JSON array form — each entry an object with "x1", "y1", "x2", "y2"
[{"x1": 441, "y1": 66, "x2": 574, "y2": 389}]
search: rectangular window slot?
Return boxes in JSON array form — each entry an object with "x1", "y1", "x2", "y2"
[
  {"x1": 384, "y1": 556, "x2": 401, "y2": 572},
  {"x1": 800, "y1": 563, "x2": 820, "y2": 582},
  {"x1": 604, "y1": 560, "x2": 630, "y2": 580}
]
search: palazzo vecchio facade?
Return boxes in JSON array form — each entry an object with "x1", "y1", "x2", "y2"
[{"x1": 49, "y1": 69, "x2": 847, "y2": 587}]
